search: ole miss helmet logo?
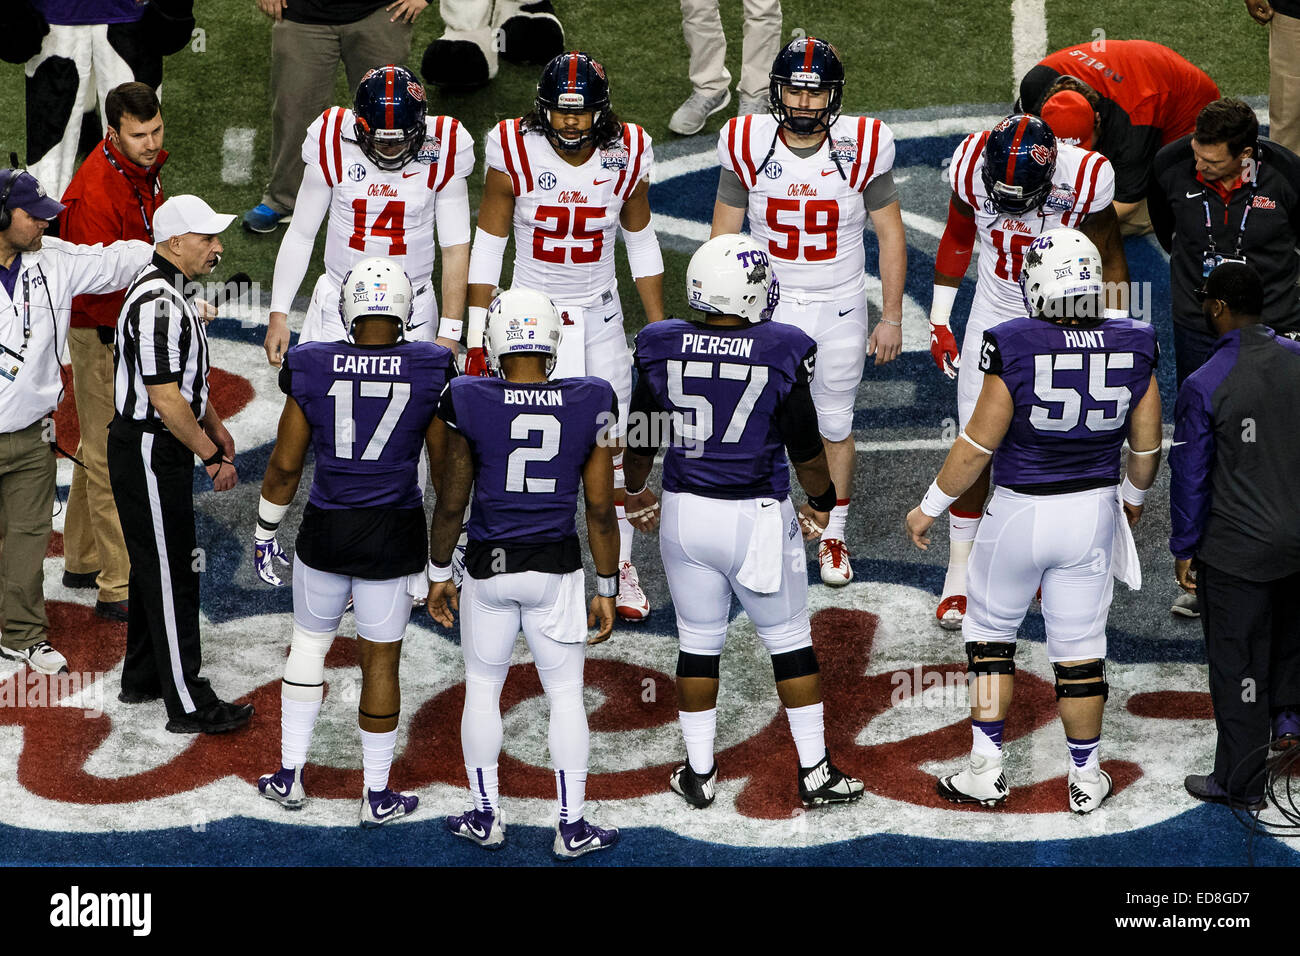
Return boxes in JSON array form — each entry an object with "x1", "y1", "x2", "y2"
[{"x1": 1029, "y1": 144, "x2": 1054, "y2": 167}]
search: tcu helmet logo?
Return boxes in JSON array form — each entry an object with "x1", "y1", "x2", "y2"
[{"x1": 1029, "y1": 144, "x2": 1054, "y2": 167}]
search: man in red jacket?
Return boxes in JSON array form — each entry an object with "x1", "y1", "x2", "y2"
[
  {"x1": 58, "y1": 81, "x2": 166, "y2": 622},
  {"x1": 1017, "y1": 39, "x2": 1220, "y2": 235}
]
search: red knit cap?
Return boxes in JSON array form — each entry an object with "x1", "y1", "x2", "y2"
[{"x1": 1041, "y1": 90, "x2": 1095, "y2": 148}]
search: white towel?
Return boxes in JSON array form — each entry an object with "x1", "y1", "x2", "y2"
[
  {"x1": 539, "y1": 569, "x2": 588, "y2": 644},
  {"x1": 550, "y1": 306, "x2": 586, "y2": 378},
  {"x1": 407, "y1": 570, "x2": 430, "y2": 602},
  {"x1": 737, "y1": 498, "x2": 784, "y2": 594},
  {"x1": 1110, "y1": 489, "x2": 1142, "y2": 590}
]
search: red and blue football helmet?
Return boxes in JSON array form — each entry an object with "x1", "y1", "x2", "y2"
[
  {"x1": 535, "y1": 51, "x2": 610, "y2": 151},
  {"x1": 981, "y1": 113, "x2": 1057, "y2": 216},
  {"x1": 353, "y1": 65, "x2": 428, "y2": 171},
  {"x1": 768, "y1": 37, "x2": 845, "y2": 136}
]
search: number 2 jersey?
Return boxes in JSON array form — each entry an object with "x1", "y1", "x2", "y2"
[
  {"x1": 979, "y1": 316, "x2": 1157, "y2": 491},
  {"x1": 281, "y1": 339, "x2": 456, "y2": 578},
  {"x1": 716, "y1": 112, "x2": 895, "y2": 299},
  {"x1": 485, "y1": 117, "x2": 653, "y2": 306},
  {"x1": 949, "y1": 132, "x2": 1115, "y2": 323},
  {"x1": 631, "y1": 318, "x2": 819, "y2": 500},
  {"x1": 438, "y1": 375, "x2": 617, "y2": 578}
]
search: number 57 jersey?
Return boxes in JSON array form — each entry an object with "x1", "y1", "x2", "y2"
[{"x1": 438, "y1": 375, "x2": 618, "y2": 577}]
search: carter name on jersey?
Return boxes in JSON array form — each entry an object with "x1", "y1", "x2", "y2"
[{"x1": 332, "y1": 354, "x2": 404, "y2": 375}]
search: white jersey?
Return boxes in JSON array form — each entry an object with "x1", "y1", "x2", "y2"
[
  {"x1": 717, "y1": 113, "x2": 895, "y2": 299},
  {"x1": 485, "y1": 117, "x2": 653, "y2": 306},
  {"x1": 303, "y1": 106, "x2": 474, "y2": 285},
  {"x1": 948, "y1": 133, "x2": 1115, "y2": 321}
]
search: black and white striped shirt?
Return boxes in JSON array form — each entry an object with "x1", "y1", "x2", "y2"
[{"x1": 115, "y1": 253, "x2": 210, "y2": 426}]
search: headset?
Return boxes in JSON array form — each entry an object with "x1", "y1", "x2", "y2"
[{"x1": 0, "y1": 168, "x2": 20, "y2": 232}]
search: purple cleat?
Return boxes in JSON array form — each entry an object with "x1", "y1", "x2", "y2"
[
  {"x1": 445, "y1": 807, "x2": 506, "y2": 849},
  {"x1": 1273, "y1": 710, "x2": 1300, "y2": 751},
  {"x1": 258, "y1": 765, "x2": 305, "y2": 809},
  {"x1": 552, "y1": 817, "x2": 619, "y2": 861},
  {"x1": 359, "y1": 786, "x2": 419, "y2": 828}
]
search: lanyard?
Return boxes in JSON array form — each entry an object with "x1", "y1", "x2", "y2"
[
  {"x1": 102, "y1": 143, "x2": 155, "y2": 242},
  {"x1": 7, "y1": 271, "x2": 31, "y2": 355},
  {"x1": 1202, "y1": 165, "x2": 1259, "y2": 258}
]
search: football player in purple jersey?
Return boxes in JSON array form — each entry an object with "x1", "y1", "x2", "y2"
[
  {"x1": 907, "y1": 228, "x2": 1162, "y2": 814},
  {"x1": 623, "y1": 234, "x2": 865, "y2": 810},
  {"x1": 426, "y1": 287, "x2": 621, "y2": 860},
  {"x1": 253, "y1": 256, "x2": 457, "y2": 828}
]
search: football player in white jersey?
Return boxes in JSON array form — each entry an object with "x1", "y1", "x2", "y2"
[
  {"x1": 926, "y1": 113, "x2": 1128, "y2": 629},
  {"x1": 711, "y1": 37, "x2": 907, "y2": 588},
  {"x1": 263, "y1": 65, "x2": 474, "y2": 365},
  {"x1": 466, "y1": 50, "x2": 664, "y2": 623}
]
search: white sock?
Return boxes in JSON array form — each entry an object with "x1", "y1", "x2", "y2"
[
  {"x1": 678, "y1": 708, "x2": 717, "y2": 775},
  {"x1": 360, "y1": 727, "x2": 398, "y2": 793},
  {"x1": 467, "y1": 764, "x2": 499, "y2": 813},
  {"x1": 821, "y1": 500, "x2": 850, "y2": 542},
  {"x1": 615, "y1": 503, "x2": 634, "y2": 565},
  {"x1": 280, "y1": 695, "x2": 321, "y2": 768},
  {"x1": 785, "y1": 701, "x2": 827, "y2": 768},
  {"x1": 555, "y1": 769, "x2": 587, "y2": 824}
]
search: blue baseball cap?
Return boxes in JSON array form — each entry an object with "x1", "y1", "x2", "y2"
[{"x1": 2, "y1": 170, "x2": 65, "y2": 222}]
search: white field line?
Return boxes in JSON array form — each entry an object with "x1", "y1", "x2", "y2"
[
  {"x1": 1010, "y1": 0, "x2": 1047, "y2": 100},
  {"x1": 221, "y1": 127, "x2": 255, "y2": 185}
]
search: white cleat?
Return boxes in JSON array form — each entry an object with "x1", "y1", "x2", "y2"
[
  {"x1": 1067, "y1": 765, "x2": 1114, "y2": 814},
  {"x1": 617, "y1": 561, "x2": 650, "y2": 621},
  {"x1": 818, "y1": 538, "x2": 854, "y2": 586},
  {"x1": 936, "y1": 594, "x2": 965, "y2": 631},
  {"x1": 936, "y1": 752, "x2": 1009, "y2": 807}
]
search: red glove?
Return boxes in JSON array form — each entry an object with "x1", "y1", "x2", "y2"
[
  {"x1": 929, "y1": 324, "x2": 960, "y2": 379},
  {"x1": 464, "y1": 346, "x2": 490, "y2": 378}
]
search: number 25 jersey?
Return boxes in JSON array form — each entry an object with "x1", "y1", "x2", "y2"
[{"x1": 486, "y1": 118, "x2": 653, "y2": 306}]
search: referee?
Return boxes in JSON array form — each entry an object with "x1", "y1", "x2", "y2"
[{"x1": 108, "y1": 194, "x2": 253, "y2": 734}]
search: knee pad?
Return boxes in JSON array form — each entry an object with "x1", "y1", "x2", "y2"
[
  {"x1": 816, "y1": 404, "x2": 853, "y2": 444},
  {"x1": 542, "y1": 678, "x2": 585, "y2": 714},
  {"x1": 283, "y1": 626, "x2": 333, "y2": 702},
  {"x1": 676, "y1": 651, "x2": 720, "y2": 679},
  {"x1": 772, "y1": 646, "x2": 819, "y2": 682},
  {"x1": 1053, "y1": 659, "x2": 1108, "y2": 701},
  {"x1": 966, "y1": 641, "x2": 1016, "y2": 676},
  {"x1": 464, "y1": 673, "x2": 505, "y2": 714}
]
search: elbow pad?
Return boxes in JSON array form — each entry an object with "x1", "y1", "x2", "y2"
[
  {"x1": 622, "y1": 221, "x2": 664, "y2": 279},
  {"x1": 467, "y1": 228, "x2": 508, "y2": 289},
  {"x1": 935, "y1": 198, "x2": 976, "y2": 279}
]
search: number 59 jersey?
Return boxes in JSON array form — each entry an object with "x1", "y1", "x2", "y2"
[
  {"x1": 633, "y1": 318, "x2": 817, "y2": 501},
  {"x1": 439, "y1": 375, "x2": 617, "y2": 574},
  {"x1": 979, "y1": 316, "x2": 1158, "y2": 490},
  {"x1": 304, "y1": 107, "x2": 474, "y2": 285},
  {"x1": 486, "y1": 118, "x2": 653, "y2": 306}
]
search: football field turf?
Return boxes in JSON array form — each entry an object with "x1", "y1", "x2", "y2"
[{"x1": 1, "y1": 1, "x2": 1297, "y2": 874}]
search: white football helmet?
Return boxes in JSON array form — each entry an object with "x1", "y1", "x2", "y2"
[
  {"x1": 485, "y1": 287, "x2": 563, "y2": 376},
  {"x1": 338, "y1": 256, "x2": 413, "y2": 341},
  {"x1": 1019, "y1": 227, "x2": 1105, "y2": 326},
  {"x1": 686, "y1": 234, "x2": 780, "y2": 324}
]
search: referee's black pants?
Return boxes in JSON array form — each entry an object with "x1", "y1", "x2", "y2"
[
  {"x1": 1197, "y1": 560, "x2": 1300, "y2": 800},
  {"x1": 107, "y1": 417, "x2": 218, "y2": 719}
]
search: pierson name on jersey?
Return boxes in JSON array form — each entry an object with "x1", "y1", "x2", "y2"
[
  {"x1": 681, "y1": 333, "x2": 755, "y2": 358},
  {"x1": 502, "y1": 388, "x2": 564, "y2": 405},
  {"x1": 332, "y1": 354, "x2": 404, "y2": 375}
]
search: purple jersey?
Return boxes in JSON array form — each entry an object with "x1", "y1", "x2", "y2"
[
  {"x1": 439, "y1": 376, "x2": 616, "y2": 576},
  {"x1": 633, "y1": 318, "x2": 817, "y2": 500},
  {"x1": 284, "y1": 339, "x2": 454, "y2": 510},
  {"x1": 979, "y1": 316, "x2": 1158, "y2": 490},
  {"x1": 35, "y1": 0, "x2": 144, "y2": 25}
]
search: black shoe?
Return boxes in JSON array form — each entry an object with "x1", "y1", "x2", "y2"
[
  {"x1": 669, "y1": 761, "x2": 718, "y2": 808},
  {"x1": 799, "y1": 755, "x2": 866, "y2": 807},
  {"x1": 95, "y1": 599, "x2": 129, "y2": 622},
  {"x1": 62, "y1": 570, "x2": 99, "y2": 589},
  {"x1": 165, "y1": 700, "x2": 254, "y2": 734},
  {"x1": 118, "y1": 686, "x2": 161, "y2": 704},
  {"x1": 1183, "y1": 773, "x2": 1265, "y2": 811}
]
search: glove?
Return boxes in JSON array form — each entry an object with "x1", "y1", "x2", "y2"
[
  {"x1": 255, "y1": 536, "x2": 290, "y2": 586},
  {"x1": 929, "y1": 323, "x2": 960, "y2": 379},
  {"x1": 0, "y1": 1, "x2": 49, "y2": 65},
  {"x1": 464, "y1": 346, "x2": 490, "y2": 377},
  {"x1": 141, "y1": 0, "x2": 196, "y2": 57}
]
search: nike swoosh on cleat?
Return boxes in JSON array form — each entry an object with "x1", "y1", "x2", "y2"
[
  {"x1": 271, "y1": 780, "x2": 289, "y2": 795},
  {"x1": 566, "y1": 833, "x2": 595, "y2": 850},
  {"x1": 467, "y1": 822, "x2": 487, "y2": 838},
  {"x1": 375, "y1": 801, "x2": 399, "y2": 816}
]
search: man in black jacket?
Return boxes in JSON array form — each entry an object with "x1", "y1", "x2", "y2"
[{"x1": 1170, "y1": 262, "x2": 1300, "y2": 810}]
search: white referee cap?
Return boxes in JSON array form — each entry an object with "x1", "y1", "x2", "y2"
[{"x1": 152, "y1": 195, "x2": 236, "y2": 244}]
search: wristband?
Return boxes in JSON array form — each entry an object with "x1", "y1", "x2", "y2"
[
  {"x1": 625, "y1": 479, "x2": 649, "y2": 497},
  {"x1": 427, "y1": 559, "x2": 453, "y2": 583},
  {"x1": 920, "y1": 479, "x2": 958, "y2": 518},
  {"x1": 597, "y1": 573, "x2": 618, "y2": 598},
  {"x1": 806, "y1": 482, "x2": 837, "y2": 513},
  {"x1": 203, "y1": 448, "x2": 223, "y2": 467},
  {"x1": 1120, "y1": 475, "x2": 1147, "y2": 507},
  {"x1": 879, "y1": 318, "x2": 902, "y2": 327},
  {"x1": 256, "y1": 496, "x2": 289, "y2": 541},
  {"x1": 466, "y1": 305, "x2": 489, "y2": 349},
  {"x1": 930, "y1": 284, "x2": 957, "y2": 326},
  {"x1": 438, "y1": 317, "x2": 464, "y2": 341}
]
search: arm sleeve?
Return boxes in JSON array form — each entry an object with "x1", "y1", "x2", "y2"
[
  {"x1": 862, "y1": 168, "x2": 899, "y2": 211},
  {"x1": 1169, "y1": 379, "x2": 1215, "y2": 559},
  {"x1": 715, "y1": 166, "x2": 749, "y2": 208},
  {"x1": 625, "y1": 371, "x2": 664, "y2": 458},
  {"x1": 776, "y1": 344, "x2": 823, "y2": 463},
  {"x1": 269, "y1": 161, "x2": 332, "y2": 315},
  {"x1": 135, "y1": 297, "x2": 185, "y2": 385},
  {"x1": 434, "y1": 174, "x2": 471, "y2": 248}
]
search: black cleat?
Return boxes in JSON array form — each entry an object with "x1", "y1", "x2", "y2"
[
  {"x1": 799, "y1": 755, "x2": 865, "y2": 807},
  {"x1": 669, "y1": 761, "x2": 718, "y2": 808}
]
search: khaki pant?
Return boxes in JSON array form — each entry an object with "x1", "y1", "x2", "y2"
[
  {"x1": 0, "y1": 420, "x2": 56, "y2": 652},
  {"x1": 1271, "y1": 13, "x2": 1300, "y2": 156},
  {"x1": 261, "y1": 7, "x2": 414, "y2": 214},
  {"x1": 680, "y1": 0, "x2": 782, "y2": 99},
  {"x1": 64, "y1": 327, "x2": 129, "y2": 602}
]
